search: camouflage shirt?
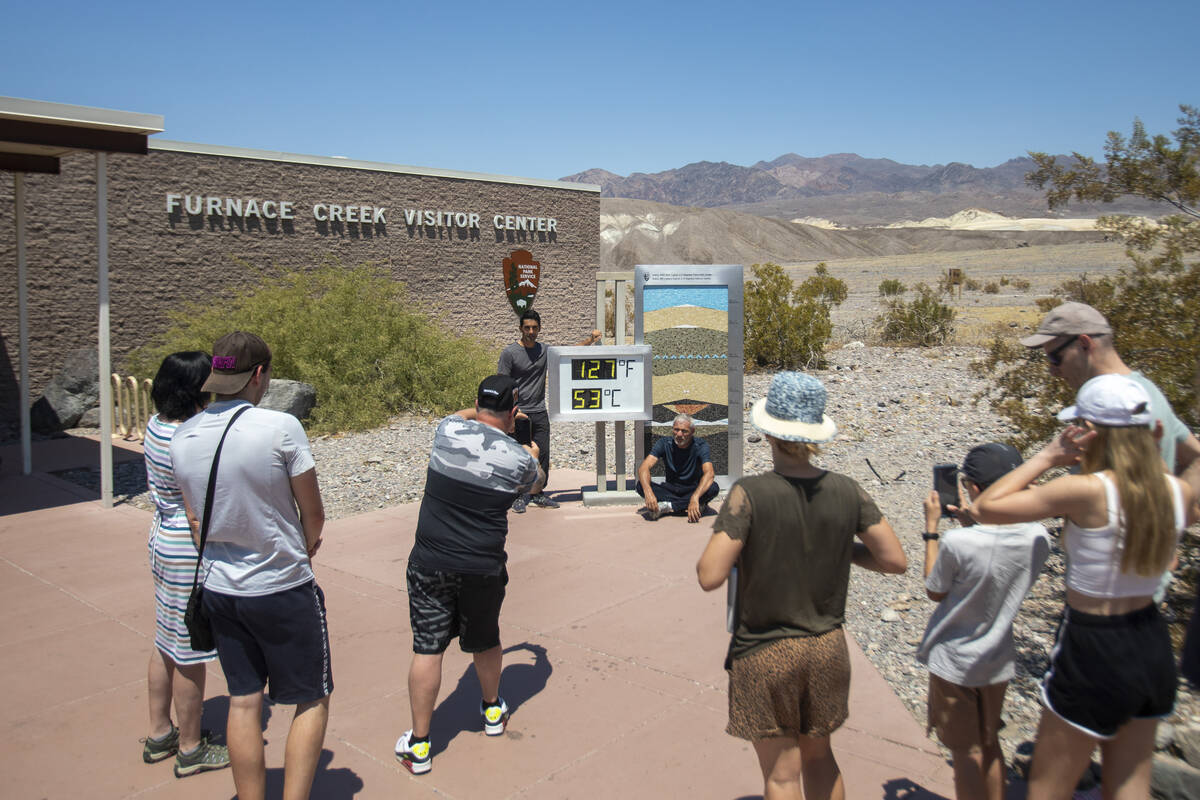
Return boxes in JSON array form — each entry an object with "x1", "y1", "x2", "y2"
[{"x1": 409, "y1": 415, "x2": 538, "y2": 575}]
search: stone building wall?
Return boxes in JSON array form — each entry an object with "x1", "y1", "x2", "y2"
[{"x1": 0, "y1": 143, "x2": 600, "y2": 423}]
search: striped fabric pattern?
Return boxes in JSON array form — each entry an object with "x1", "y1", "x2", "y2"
[{"x1": 145, "y1": 414, "x2": 216, "y2": 664}]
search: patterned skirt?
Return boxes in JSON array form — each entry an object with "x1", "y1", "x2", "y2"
[
  {"x1": 726, "y1": 627, "x2": 850, "y2": 740},
  {"x1": 149, "y1": 514, "x2": 217, "y2": 664}
]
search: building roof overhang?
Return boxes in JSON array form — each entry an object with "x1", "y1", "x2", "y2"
[{"x1": 0, "y1": 96, "x2": 164, "y2": 173}]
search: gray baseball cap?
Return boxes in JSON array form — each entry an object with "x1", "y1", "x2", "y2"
[{"x1": 1020, "y1": 302, "x2": 1112, "y2": 347}]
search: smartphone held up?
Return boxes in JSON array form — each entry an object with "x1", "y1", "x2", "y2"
[{"x1": 933, "y1": 463, "x2": 958, "y2": 518}]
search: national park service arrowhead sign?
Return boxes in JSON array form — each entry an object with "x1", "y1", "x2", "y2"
[{"x1": 502, "y1": 249, "x2": 540, "y2": 316}]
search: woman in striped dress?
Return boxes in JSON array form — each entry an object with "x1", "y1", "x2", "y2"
[{"x1": 141, "y1": 352, "x2": 230, "y2": 775}]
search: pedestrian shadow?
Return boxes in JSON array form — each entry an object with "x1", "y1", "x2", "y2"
[
  {"x1": 429, "y1": 641, "x2": 552, "y2": 756},
  {"x1": 882, "y1": 777, "x2": 952, "y2": 799},
  {"x1": 200, "y1": 693, "x2": 273, "y2": 742},
  {"x1": 251, "y1": 749, "x2": 364, "y2": 799}
]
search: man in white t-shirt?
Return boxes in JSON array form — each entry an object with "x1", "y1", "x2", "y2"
[
  {"x1": 171, "y1": 332, "x2": 329, "y2": 800},
  {"x1": 917, "y1": 442, "x2": 1050, "y2": 800}
]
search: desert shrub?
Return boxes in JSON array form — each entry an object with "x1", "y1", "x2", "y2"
[
  {"x1": 878, "y1": 278, "x2": 906, "y2": 296},
  {"x1": 936, "y1": 271, "x2": 961, "y2": 294},
  {"x1": 878, "y1": 284, "x2": 956, "y2": 346},
  {"x1": 124, "y1": 263, "x2": 498, "y2": 433},
  {"x1": 1010, "y1": 277, "x2": 1032, "y2": 291},
  {"x1": 745, "y1": 262, "x2": 846, "y2": 369},
  {"x1": 964, "y1": 278, "x2": 982, "y2": 291},
  {"x1": 999, "y1": 276, "x2": 1010, "y2": 286},
  {"x1": 974, "y1": 264, "x2": 1200, "y2": 450},
  {"x1": 984, "y1": 282, "x2": 1000, "y2": 294}
]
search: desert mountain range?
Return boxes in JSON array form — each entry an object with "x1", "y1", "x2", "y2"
[
  {"x1": 573, "y1": 152, "x2": 1150, "y2": 269},
  {"x1": 564, "y1": 152, "x2": 1158, "y2": 227}
]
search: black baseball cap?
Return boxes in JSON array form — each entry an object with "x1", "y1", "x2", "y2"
[
  {"x1": 961, "y1": 442, "x2": 1023, "y2": 488},
  {"x1": 477, "y1": 375, "x2": 517, "y2": 412}
]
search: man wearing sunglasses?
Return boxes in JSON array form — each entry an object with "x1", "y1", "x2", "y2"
[{"x1": 1021, "y1": 302, "x2": 1200, "y2": 493}]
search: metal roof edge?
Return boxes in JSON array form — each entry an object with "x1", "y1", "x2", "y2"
[
  {"x1": 0, "y1": 96, "x2": 163, "y2": 134},
  {"x1": 148, "y1": 140, "x2": 601, "y2": 193}
]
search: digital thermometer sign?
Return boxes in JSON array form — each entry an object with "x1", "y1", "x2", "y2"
[{"x1": 547, "y1": 346, "x2": 653, "y2": 421}]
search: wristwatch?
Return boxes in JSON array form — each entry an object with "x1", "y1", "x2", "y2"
[{"x1": 922, "y1": 532, "x2": 940, "y2": 541}]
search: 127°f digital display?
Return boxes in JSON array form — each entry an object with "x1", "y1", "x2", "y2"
[{"x1": 571, "y1": 358, "x2": 617, "y2": 380}]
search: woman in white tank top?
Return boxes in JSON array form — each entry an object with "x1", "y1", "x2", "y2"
[{"x1": 973, "y1": 374, "x2": 1196, "y2": 800}]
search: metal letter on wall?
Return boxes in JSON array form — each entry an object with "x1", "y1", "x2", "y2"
[{"x1": 634, "y1": 265, "x2": 743, "y2": 489}]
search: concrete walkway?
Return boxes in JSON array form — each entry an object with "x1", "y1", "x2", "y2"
[{"x1": 0, "y1": 436, "x2": 955, "y2": 799}]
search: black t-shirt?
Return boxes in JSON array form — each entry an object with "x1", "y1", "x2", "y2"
[{"x1": 650, "y1": 436, "x2": 711, "y2": 486}]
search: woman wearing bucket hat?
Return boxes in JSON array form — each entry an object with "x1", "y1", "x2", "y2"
[
  {"x1": 973, "y1": 373, "x2": 1196, "y2": 800},
  {"x1": 697, "y1": 372, "x2": 906, "y2": 800}
]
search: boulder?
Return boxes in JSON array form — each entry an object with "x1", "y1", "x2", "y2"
[
  {"x1": 30, "y1": 348, "x2": 100, "y2": 432},
  {"x1": 1152, "y1": 753, "x2": 1200, "y2": 800},
  {"x1": 259, "y1": 379, "x2": 317, "y2": 420},
  {"x1": 77, "y1": 406, "x2": 102, "y2": 428}
]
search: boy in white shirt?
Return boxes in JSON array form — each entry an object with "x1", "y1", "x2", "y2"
[{"x1": 917, "y1": 443, "x2": 1051, "y2": 800}]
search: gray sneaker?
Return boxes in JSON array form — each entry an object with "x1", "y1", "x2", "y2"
[
  {"x1": 528, "y1": 493, "x2": 560, "y2": 509},
  {"x1": 174, "y1": 740, "x2": 231, "y2": 778},
  {"x1": 646, "y1": 501, "x2": 672, "y2": 521},
  {"x1": 511, "y1": 494, "x2": 529, "y2": 513},
  {"x1": 141, "y1": 724, "x2": 179, "y2": 763}
]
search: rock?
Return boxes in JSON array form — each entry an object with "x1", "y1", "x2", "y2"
[
  {"x1": 880, "y1": 607, "x2": 900, "y2": 622},
  {"x1": 1175, "y1": 724, "x2": 1200, "y2": 769},
  {"x1": 77, "y1": 405, "x2": 102, "y2": 428},
  {"x1": 1157, "y1": 722, "x2": 1176, "y2": 752},
  {"x1": 1011, "y1": 740, "x2": 1035, "y2": 779},
  {"x1": 30, "y1": 348, "x2": 100, "y2": 432},
  {"x1": 1152, "y1": 753, "x2": 1200, "y2": 800},
  {"x1": 259, "y1": 379, "x2": 316, "y2": 420},
  {"x1": 842, "y1": 341, "x2": 865, "y2": 349},
  {"x1": 747, "y1": 433, "x2": 762, "y2": 443}
]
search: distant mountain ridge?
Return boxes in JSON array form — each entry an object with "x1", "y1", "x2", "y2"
[{"x1": 563, "y1": 153, "x2": 1155, "y2": 225}]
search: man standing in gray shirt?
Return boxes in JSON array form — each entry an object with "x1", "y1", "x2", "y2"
[
  {"x1": 497, "y1": 309, "x2": 601, "y2": 512},
  {"x1": 172, "y1": 332, "x2": 330, "y2": 800}
]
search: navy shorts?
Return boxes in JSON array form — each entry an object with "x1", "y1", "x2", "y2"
[
  {"x1": 204, "y1": 581, "x2": 333, "y2": 704},
  {"x1": 1042, "y1": 604, "x2": 1175, "y2": 739},
  {"x1": 407, "y1": 562, "x2": 507, "y2": 655}
]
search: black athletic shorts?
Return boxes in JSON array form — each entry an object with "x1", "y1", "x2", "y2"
[
  {"x1": 204, "y1": 580, "x2": 333, "y2": 704},
  {"x1": 1041, "y1": 603, "x2": 1175, "y2": 739},
  {"x1": 407, "y1": 562, "x2": 507, "y2": 655}
]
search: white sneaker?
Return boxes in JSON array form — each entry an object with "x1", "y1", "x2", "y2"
[
  {"x1": 648, "y1": 501, "x2": 673, "y2": 521},
  {"x1": 395, "y1": 730, "x2": 432, "y2": 774}
]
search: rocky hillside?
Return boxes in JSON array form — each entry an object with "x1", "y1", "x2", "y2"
[{"x1": 599, "y1": 198, "x2": 1106, "y2": 270}]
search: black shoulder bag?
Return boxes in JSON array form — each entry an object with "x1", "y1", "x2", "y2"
[{"x1": 184, "y1": 405, "x2": 250, "y2": 651}]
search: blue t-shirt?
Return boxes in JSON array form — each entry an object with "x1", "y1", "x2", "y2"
[{"x1": 650, "y1": 436, "x2": 712, "y2": 486}]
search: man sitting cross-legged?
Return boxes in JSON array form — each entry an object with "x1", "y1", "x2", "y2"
[{"x1": 636, "y1": 414, "x2": 718, "y2": 522}]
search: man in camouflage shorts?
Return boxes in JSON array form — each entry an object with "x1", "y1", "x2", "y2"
[{"x1": 394, "y1": 375, "x2": 542, "y2": 775}]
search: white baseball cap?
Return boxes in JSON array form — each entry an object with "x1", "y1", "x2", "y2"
[{"x1": 1056, "y1": 374, "x2": 1153, "y2": 427}]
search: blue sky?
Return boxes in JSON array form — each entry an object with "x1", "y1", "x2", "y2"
[{"x1": 2, "y1": 0, "x2": 1196, "y2": 182}]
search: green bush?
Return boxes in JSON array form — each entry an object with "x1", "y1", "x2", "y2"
[
  {"x1": 124, "y1": 264, "x2": 498, "y2": 433},
  {"x1": 1010, "y1": 277, "x2": 1032, "y2": 291},
  {"x1": 964, "y1": 278, "x2": 982, "y2": 291},
  {"x1": 999, "y1": 276, "x2": 1010, "y2": 286},
  {"x1": 878, "y1": 284, "x2": 957, "y2": 346},
  {"x1": 878, "y1": 278, "x2": 906, "y2": 296},
  {"x1": 745, "y1": 262, "x2": 847, "y2": 369}
]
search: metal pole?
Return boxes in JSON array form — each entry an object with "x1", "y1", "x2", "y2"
[
  {"x1": 594, "y1": 275, "x2": 607, "y2": 491},
  {"x1": 16, "y1": 173, "x2": 31, "y2": 475},
  {"x1": 613, "y1": 280, "x2": 627, "y2": 489},
  {"x1": 96, "y1": 153, "x2": 113, "y2": 508}
]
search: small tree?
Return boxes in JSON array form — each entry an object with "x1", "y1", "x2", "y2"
[{"x1": 744, "y1": 262, "x2": 847, "y2": 369}]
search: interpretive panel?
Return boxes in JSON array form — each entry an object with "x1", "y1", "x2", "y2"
[{"x1": 634, "y1": 265, "x2": 743, "y2": 485}]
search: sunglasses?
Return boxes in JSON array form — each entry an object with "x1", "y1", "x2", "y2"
[{"x1": 1045, "y1": 336, "x2": 1079, "y2": 366}]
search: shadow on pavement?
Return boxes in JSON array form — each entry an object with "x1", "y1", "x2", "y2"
[{"x1": 429, "y1": 641, "x2": 552, "y2": 756}]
